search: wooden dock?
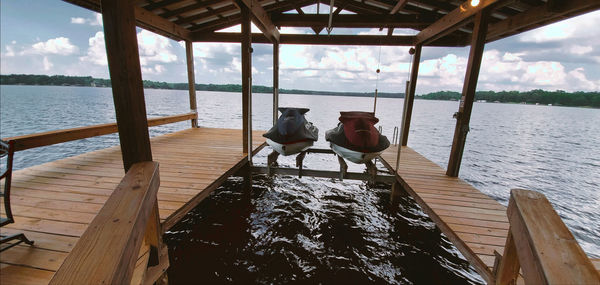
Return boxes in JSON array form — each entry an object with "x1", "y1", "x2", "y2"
[
  {"x1": 380, "y1": 146, "x2": 507, "y2": 282},
  {"x1": 0, "y1": 127, "x2": 265, "y2": 285},
  {"x1": 379, "y1": 146, "x2": 600, "y2": 283}
]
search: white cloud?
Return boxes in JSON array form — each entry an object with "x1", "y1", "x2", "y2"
[
  {"x1": 25, "y1": 37, "x2": 79, "y2": 55},
  {"x1": 137, "y1": 30, "x2": 177, "y2": 65},
  {"x1": 519, "y1": 11, "x2": 600, "y2": 43},
  {"x1": 93, "y1": 13, "x2": 103, "y2": 26},
  {"x1": 4, "y1": 45, "x2": 16, "y2": 57},
  {"x1": 567, "y1": 68, "x2": 599, "y2": 90},
  {"x1": 142, "y1": 64, "x2": 166, "y2": 75},
  {"x1": 193, "y1": 42, "x2": 238, "y2": 58},
  {"x1": 80, "y1": 31, "x2": 107, "y2": 66},
  {"x1": 522, "y1": 61, "x2": 566, "y2": 85},
  {"x1": 520, "y1": 22, "x2": 575, "y2": 43},
  {"x1": 358, "y1": 28, "x2": 387, "y2": 35},
  {"x1": 42, "y1": 56, "x2": 53, "y2": 71},
  {"x1": 79, "y1": 30, "x2": 178, "y2": 75},
  {"x1": 70, "y1": 13, "x2": 102, "y2": 26},
  {"x1": 569, "y1": 45, "x2": 593, "y2": 55},
  {"x1": 279, "y1": 27, "x2": 313, "y2": 34},
  {"x1": 71, "y1": 17, "x2": 86, "y2": 24}
]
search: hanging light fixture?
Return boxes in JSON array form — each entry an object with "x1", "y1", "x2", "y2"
[{"x1": 471, "y1": 0, "x2": 480, "y2": 7}]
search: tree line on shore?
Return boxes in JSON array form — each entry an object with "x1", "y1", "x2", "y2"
[
  {"x1": 1, "y1": 74, "x2": 598, "y2": 107},
  {"x1": 0, "y1": 74, "x2": 402, "y2": 98},
  {"x1": 418, "y1": 90, "x2": 600, "y2": 108}
]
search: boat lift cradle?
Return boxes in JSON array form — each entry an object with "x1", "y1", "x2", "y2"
[{"x1": 251, "y1": 148, "x2": 396, "y2": 184}]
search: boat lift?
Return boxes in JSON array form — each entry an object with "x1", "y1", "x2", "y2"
[{"x1": 251, "y1": 148, "x2": 396, "y2": 184}]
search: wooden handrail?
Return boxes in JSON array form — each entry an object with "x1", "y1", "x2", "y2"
[
  {"x1": 495, "y1": 189, "x2": 599, "y2": 284},
  {"x1": 3, "y1": 112, "x2": 197, "y2": 151},
  {"x1": 49, "y1": 161, "x2": 168, "y2": 285}
]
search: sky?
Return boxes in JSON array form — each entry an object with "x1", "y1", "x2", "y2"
[{"x1": 1, "y1": 1, "x2": 599, "y2": 94}]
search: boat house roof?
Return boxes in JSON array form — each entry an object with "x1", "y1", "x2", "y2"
[{"x1": 64, "y1": 0, "x2": 599, "y2": 46}]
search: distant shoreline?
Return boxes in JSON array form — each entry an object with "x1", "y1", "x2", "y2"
[{"x1": 2, "y1": 74, "x2": 599, "y2": 108}]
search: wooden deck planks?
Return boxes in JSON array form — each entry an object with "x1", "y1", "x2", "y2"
[
  {"x1": 380, "y1": 146, "x2": 509, "y2": 283},
  {"x1": 1, "y1": 128, "x2": 264, "y2": 285}
]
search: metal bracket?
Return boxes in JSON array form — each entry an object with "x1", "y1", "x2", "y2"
[
  {"x1": 295, "y1": 151, "x2": 307, "y2": 178},
  {"x1": 337, "y1": 155, "x2": 348, "y2": 180},
  {"x1": 267, "y1": 150, "x2": 279, "y2": 176},
  {"x1": 365, "y1": 160, "x2": 377, "y2": 185}
]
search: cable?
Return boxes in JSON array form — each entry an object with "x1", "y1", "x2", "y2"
[{"x1": 373, "y1": 45, "x2": 382, "y2": 114}]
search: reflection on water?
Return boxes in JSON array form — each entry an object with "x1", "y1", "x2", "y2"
[
  {"x1": 2, "y1": 85, "x2": 599, "y2": 282},
  {"x1": 164, "y1": 172, "x2": 483, "y2": 284}
]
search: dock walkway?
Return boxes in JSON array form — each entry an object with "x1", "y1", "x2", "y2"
[
  {"x1": 1, "y1": 128, "x2": 264, "y2": 285},
  {"x1": 380, "y1": 146, "x2": 509, "y2": 282},
  {"x1": 380, "y1": 146, "x2": 600, "y2": 283}
]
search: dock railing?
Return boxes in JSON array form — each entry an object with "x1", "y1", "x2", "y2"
[
  {"x1": 48, "y1": 161, "x2": 168, "y2": 285},
  {"x1": 4, "y1": 112, "x2": 197, "y2": 151},
  {"x1": 494, "y1": 189, "x2": 599, "y2": 284}
]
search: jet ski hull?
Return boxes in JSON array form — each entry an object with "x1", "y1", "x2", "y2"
[
  {"x1": 266, "y1": 139, "x2": 314, "y2": 156},
  {"x1": 263, "y1": 107, "x2": 319, "y2": 156},
  {"x1": 329, "y1": 142, "x2": 382, "y2": 164},
  {"x1": 325, "y1": 112, "x2": 390, "y2": 164}
]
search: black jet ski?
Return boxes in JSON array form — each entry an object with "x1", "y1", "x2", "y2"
[
  {"x1": 325, "y1": 111, "x2": 390, "y2": 164},
  {"x1": 263, "y1": 107, "x2": 318, "y2": 156}
]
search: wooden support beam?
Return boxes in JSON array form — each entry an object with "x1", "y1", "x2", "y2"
[
  {"x1": 271, "y1": 14, "x2": 432, "y2": 29},
  {"x1": 241, "y1": 5, "x2": 252, "y2": 155},
  {"x1": 62, "y1": 0, "x2": 191, "y2": 41},
  {"x1": 142, "y1": 0, "x2": 180, "y2": 11},
  {"x1": 294, "y1": 7, "x2": 323, "y2": 35},
  {"x1": 400, "y1": 44, "x2": 422, "y2": 146},
  {"x1": 101, "y1": 0, "x2": 153, "y2": 172},
  {"x1": 495, "y1": 231, "x2": 520, "y2": 285},
  {"x1": 273, "y1": 42, "x2": 279, "y2": 126},
  {"x1": 504, "y1": 189, "x2": 599, "y2": 284},
  {"x1": 176, "y1": 4, "x2": 237, "y2": 26},
  {"x1": 236, "y1": 0, "x2": 280, "y2": 43},
  {"x1": 3, "y1": 113, "x2": 197, "y2": 151},
  {"x1": 49, "y1": 161, "x2": 161, "y2": 284},
  {"x1": 193, "y1": 33, "x2": 464, "y2": 46},
  {"x1": 446, "y1": 10, "x2": 489, "y2": 177},
  {"x1": 134, "y1": 6, "x2": 191, "y2": 41},
  {"x1": 486, "y1": 0, "x2": 600, "y2": 42},
  {"x1": 415, "y1": 0, "x2": 500, "y2": 45},
  {"x1": 185, "y1": 41, "x2": 198, "y2": 128},
  {"x1": 158, "y1": 0, "x2": 224, "y2": 19},
  {"x1": 390, "y1": 0, "x2": 409, "y2": 14}
]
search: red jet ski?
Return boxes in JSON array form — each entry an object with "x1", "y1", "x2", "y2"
[{"x1": 325, "y1": 111, "x2": 390, "y2": 164}]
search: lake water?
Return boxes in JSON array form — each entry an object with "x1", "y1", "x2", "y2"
[{"x1": 1, "y1": 85, "x2": 598, "y2": 283}]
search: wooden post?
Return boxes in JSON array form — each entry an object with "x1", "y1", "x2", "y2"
[
  {"x1": 101, "y1": 0, "x2": 152, "y2": 172},
  {"x1": 502, "y1": 189, "x2": 599, "y2": 284},
  {"x1": 400, "y1": 44, "x2": 421, "y2": 146},
  {"x1": 494, "y1": 230, "x2": 520, "y2": 285},
  {"x1": 273, "y1": 42, "x2": 279, "y2": 125},
  {"x1": 390, "y1": 180, "x2": 402, "y2": 205},
  {"x1": 185, "y1": 40, "x2": 198, "y2": 128},
  {"x1": 446, "y1": 11, "x2": 489, "y2": 177},
  {"x1": 241, "y1": 5, "x2": 252, "y2": 155}
]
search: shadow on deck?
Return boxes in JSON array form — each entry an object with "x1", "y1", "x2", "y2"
[{"x1": 0, "y1": 127, "x2": 264, "y2": 285}]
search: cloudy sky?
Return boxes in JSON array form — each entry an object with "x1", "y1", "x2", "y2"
[{"x1": 1, "y1": 1, "x2": 599, "y2": 94}]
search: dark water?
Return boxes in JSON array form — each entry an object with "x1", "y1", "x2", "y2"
[{"x1": 2, "y1": 85, "x2": 599, "y2": 283}]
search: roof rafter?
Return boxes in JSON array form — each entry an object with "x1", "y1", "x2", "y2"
[
  {"x1": 486, "y1": 0, "x2": 600, "y2": 42},
  {"x1": 175, "y1": 4, "x2": 237, "y2": 26},
  {"x1": 390, "y1": 0, "x2": 409, "y2": 14},
  {"x1": 235, "y1": 0, "x2": 280, "y2": 42},
  {"x1": 192, "y1": 32, "x2": 467, "y2": 46},
  {"x1": 271, "y1": 14, "x2": 433, "y2": 29},
  {"x1": 62, "y1": 0, "x2": 191, "y2": 41},
  {"x1": 159, "y1": 0, "x2": 225, "y2": 19},
  {"x1": 415, "y1": 0, "x2": 507, "y2": 45}
]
